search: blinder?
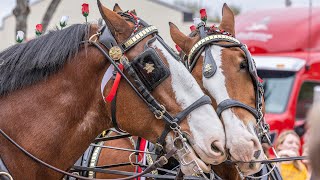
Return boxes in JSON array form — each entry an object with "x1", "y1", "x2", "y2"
[
  {"x1": 131, "y1": 48, "x2": 170, "y2": 91},
  {"x1": 94, "y1": 13, "x2": 212, "y2": 151}
]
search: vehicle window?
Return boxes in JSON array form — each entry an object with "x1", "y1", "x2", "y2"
[
  {"x1": 257, "y1": 70, "x2": 295, "y2": 113},
  {"x1": 296, "y1": 81, "x2": 320, "y2": 119}
]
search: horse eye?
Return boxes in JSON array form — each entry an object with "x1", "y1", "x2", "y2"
[{"x1": 240, "y1": 61, "x2": 248, "y2": 70}]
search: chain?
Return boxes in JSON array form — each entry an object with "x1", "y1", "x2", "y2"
[{"x1": 171, "y1": 125, "x2": 210, "y2": 180}]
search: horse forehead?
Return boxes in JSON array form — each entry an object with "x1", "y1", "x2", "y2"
[{"x1": 152, "y1": 40, "x2": 205, "y2": 107}]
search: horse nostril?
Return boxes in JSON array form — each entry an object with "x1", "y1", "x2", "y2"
[
  {"x1": 211, "y1": 143, "x2": 224, "y2": 155},
  {"x1": 254, "y1": 150, "x2": 261, "y2": 159}
]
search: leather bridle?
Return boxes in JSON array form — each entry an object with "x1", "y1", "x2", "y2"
[
  {"x1": 93, "y1": 12, "x2": 213, "y2": 150},
  {"x1": 0, "y1": 12, "x2": 213, "y2": 180},
  {"x1": 180, "y1": 22, "x2": 270, "y2": 146},
  {"x1": 177, "y1": 22, "x2": 281, "y2": 179}
]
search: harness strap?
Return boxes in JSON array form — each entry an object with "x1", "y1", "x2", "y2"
[
  {"x1": 105, "y1": 64, "x2": 123, "y2": 102},
  {"x1": 111, "y1": 92, "x2": 125, "y2": 133},
  {"x1": 0, "y1": 129, "x2": 176, "y2": 180},
  {"x1": 216, "y1": 99, "x2": 259, "y2": 119},
  {"x1": 72, "y1": 165, "x2": 209, "y2": 180},
  {"x1": 157, "y1": 95, "x2": 212, "y2": 147},
  {"x1": 93, "y1": 133, "x2": 131, "y2": 143}
]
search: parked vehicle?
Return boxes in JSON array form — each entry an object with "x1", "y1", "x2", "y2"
[{"x1": 235, "y1": 7, "x2": 320, "y2": 152}]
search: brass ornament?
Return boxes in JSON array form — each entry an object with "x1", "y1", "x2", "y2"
[
  {"x1": 144, "y1": 63, "x2": 155, "y2": 74},
  {"x1": 109, "y1": 46, "x2": 122, "y2": 60}
]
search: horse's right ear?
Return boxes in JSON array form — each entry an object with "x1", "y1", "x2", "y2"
[
  {"x1": 169, "y1": 22, "x2": 192, "y2": 53},
  {"x1": 97, "y1": 0, "x2": 131, "y2": 40}
]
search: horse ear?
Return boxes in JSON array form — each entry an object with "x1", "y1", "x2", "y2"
[
  {"x1": 130, "y1": 9, "x2": 137, "y2": 16},
  {"x1": 169, "y1": 22, "x2": 192, "y2": 53},
  {"x1": 97, "y1": 0, "x2": 131, "y2": 39},
  {"x1": 113, "y1": 3, "x2": 123, "y2": 13},
  {"x1": 219, "y1": 3, "x2": 235, "y2": 36}
]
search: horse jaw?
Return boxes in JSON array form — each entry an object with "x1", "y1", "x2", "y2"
[
  {"x1": 202, "y1": 46, "x2": 264, "y2": 174},
  {"x1": 151, "y1": 40, "x2": 226, "y2": 167}
]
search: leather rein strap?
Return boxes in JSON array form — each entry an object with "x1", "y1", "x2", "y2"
[
  {"x1": 0, "y1": 13, "x2": 212, "y2": 179},
  {"x1": 95, "y1": 13, "x2": 212, "y2": 149},
  {"x1": 0, "y1": 129, "x2": 176, "y2": 180}
]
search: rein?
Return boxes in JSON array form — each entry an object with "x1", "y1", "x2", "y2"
[
  {"x1": 226, "y1": 156, "x2": 308, "y2": 164},
  {"x1": 0, "y1": 12, "x2": 213, "y2": 180},
  {"x1": 0, "y1": 129, "x2": 176, "y2": 180}
]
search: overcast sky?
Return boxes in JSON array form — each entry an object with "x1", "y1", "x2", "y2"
[{"x1": 1, "y1": 0, "x2": 319, "y2": 26}]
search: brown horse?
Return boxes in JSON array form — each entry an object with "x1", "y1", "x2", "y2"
[
  {"x1": 0, "y1": 1, "x2": 227, "y2": 179},
  {"x1": 89, "y1": 3, "x2": 267, "y2": 180},
  {"x1": 170, "y1": 3, "x2": 267, "y2": 177}
]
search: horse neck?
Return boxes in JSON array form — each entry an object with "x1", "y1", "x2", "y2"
[{"x1": 0, "y1": 46, "x2": 111, "y2": 177}]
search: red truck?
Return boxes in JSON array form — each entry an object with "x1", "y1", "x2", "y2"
[{"x1": 235, "y1": 7, "x2": 320, "y2": 151}]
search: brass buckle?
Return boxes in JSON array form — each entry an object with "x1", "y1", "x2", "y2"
[
  {"x1": 88, "y1": 32, "x2": 101, "y2": 43},
  {"x1": 155, "y1": 105, "x2": 166, "y2": 119}
]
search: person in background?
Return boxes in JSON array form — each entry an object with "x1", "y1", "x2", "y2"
[{"x1": 275, "y1": 130, "x2": 308, "y2": 180}]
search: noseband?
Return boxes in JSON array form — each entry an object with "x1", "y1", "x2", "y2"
[{"x1": 180, "y1": 22, "x2": 271, "y2": 145}]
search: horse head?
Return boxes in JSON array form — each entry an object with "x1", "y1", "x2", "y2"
[
  {"x1": 0, "y1": 1, "x2": 227, "y2": 178},
  {"x1": 95, "y1": 1, "x2": 227, "y2": 175},
  {"x1": 169, "y1": 4, "x2": 266, "y2": 175}
]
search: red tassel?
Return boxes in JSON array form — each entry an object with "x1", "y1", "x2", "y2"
[{"x1": 105, "y1": 64, "x2": 124, "y2": 102}]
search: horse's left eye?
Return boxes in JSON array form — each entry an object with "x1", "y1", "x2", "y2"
[{"x1": 240, "y1": 61, "x2": 248, "y2": 70}]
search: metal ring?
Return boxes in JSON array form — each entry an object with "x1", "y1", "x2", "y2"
[
  {"x1": 0, "y1": 172, "x2": 13, "y2": 180},
  {"x1": 128, "y1": 152, "x2": 142, "y2": 167},
  {"x1": 170, "y1": 122, "x2": 180, "y2": 130},
  {"x1": 155, "y1": 111, "x2": 164, "y2": 119},
  {"x1": 155, "y1": 105, "x2": 166, "y2": 119},
  {"x1": 88, "y1": 32, "x2": 101, "y2": 43}
]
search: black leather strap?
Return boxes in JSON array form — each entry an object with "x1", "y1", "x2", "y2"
[
  {"x1": 175, "y1": 95, "x2": 212, "y2": 122},
  {"x1": 157, "y1": 95, "x2": 212, "y2": 147},
  {"x1": 111, "y1": 92, "x2": 126, "y2": 133},
  {"x1": 216, "y1": 99, "x2": 259, "y2": 119},
  {"x1": 99, "y1": 25, "x2": 120, "y2": 51}
]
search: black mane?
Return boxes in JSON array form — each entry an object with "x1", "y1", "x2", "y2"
[{"x1": 0, "y1": 24, "x2": 89, "y2": 96}]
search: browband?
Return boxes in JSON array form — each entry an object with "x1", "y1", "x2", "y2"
[
  {"x1": 120, "y1": 26, "x2": 158, "y2": 51},
  {"x1": 188, "y1": 34, "x2": 240, "y2": 62}
]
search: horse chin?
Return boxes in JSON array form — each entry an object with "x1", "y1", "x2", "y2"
[
  {"x1": 191, "y1": 143, "x2": 227, "y2": 165},
  {"x1": 166, "y1": 139, "x2": 211, "y2": 175},
  {"x1": 235, "y1": 162, "x2": 263, "y2": 176},
  {"x1": 176, "y1": 143, "x2": 212, "y2": 175}
]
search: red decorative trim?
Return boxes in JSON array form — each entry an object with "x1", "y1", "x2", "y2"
[{"x1": 105, "y1": 64, "x2": 124, "y2": 102}]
